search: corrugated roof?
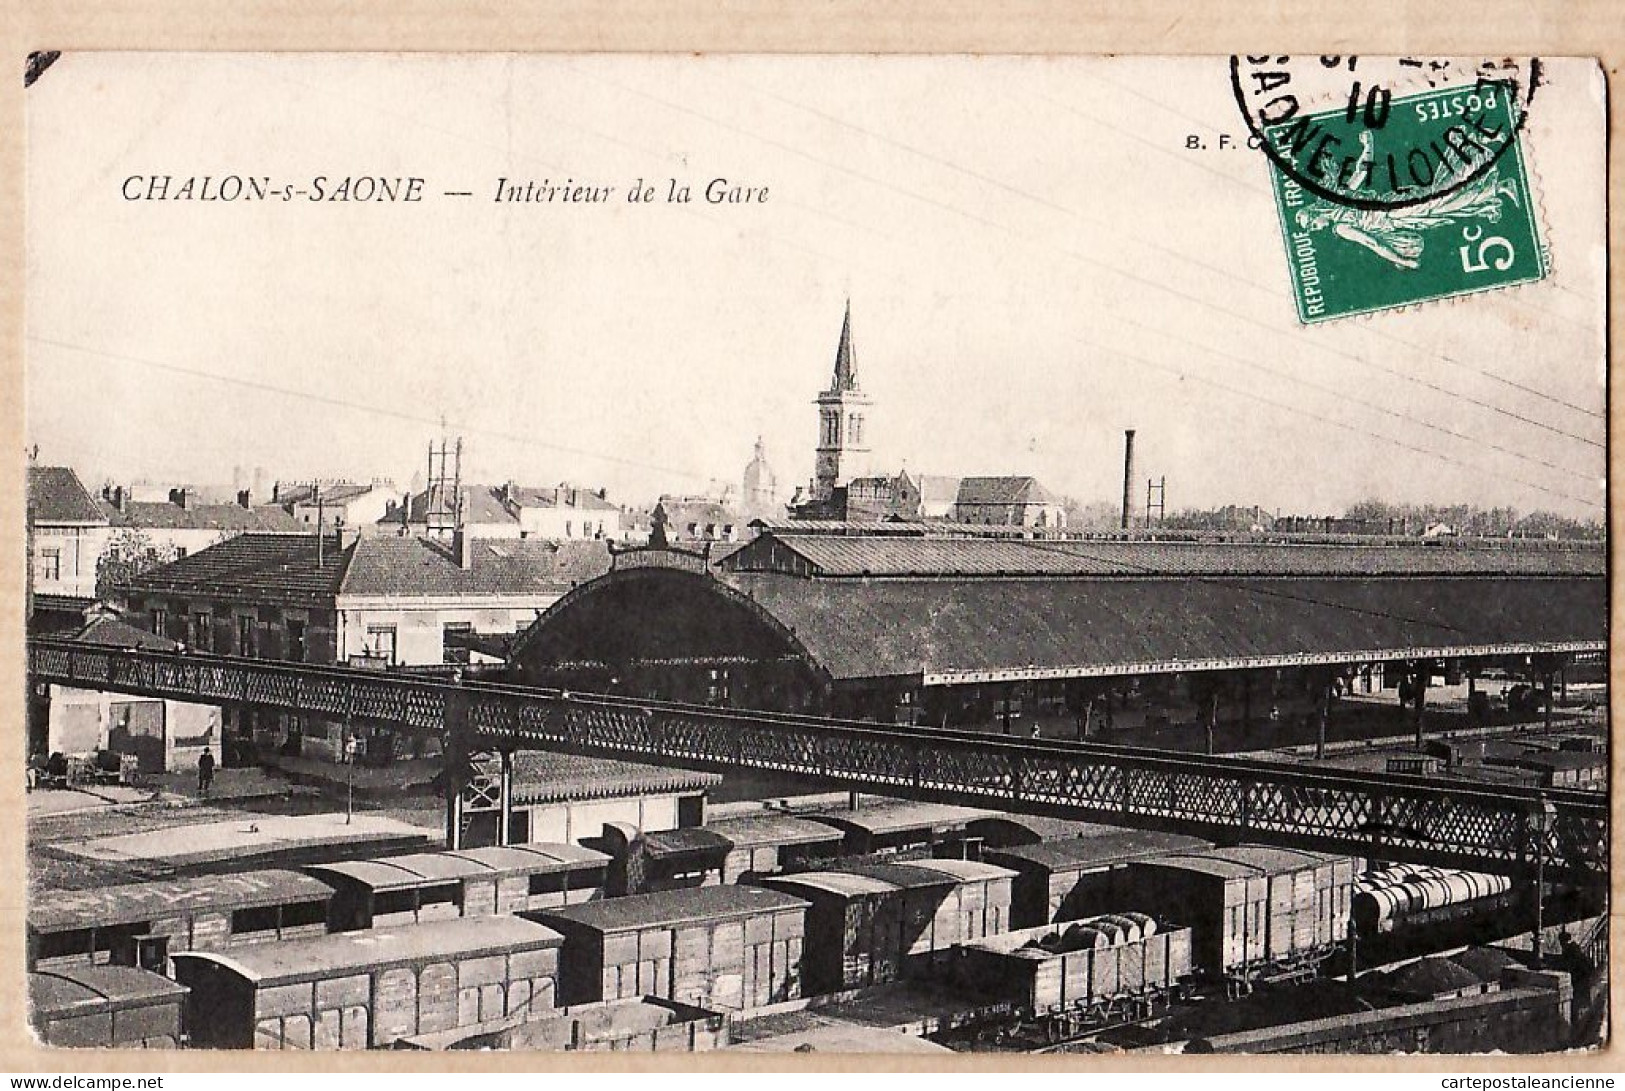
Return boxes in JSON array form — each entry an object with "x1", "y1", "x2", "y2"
[
  {"x1": 29, "y1": 870, "x2": 333, "y2": 933},
  {"x1": 510, "y1": 753, "x2": 720, "y2": 804},
  {"x1": 28, "y1": 467, "x2": 108, "y2": 525},
  {"x1": 723, "y1": 572, "x2": 1604, "y2": 681},
  {"x1": 30, "y1": 966, "x2": 187, "y2": 1017},
  {"x1": 172, "y1": 916, "x2": 562, "y2": 984},
  {"x1": 531, "y1": 885, "x2": 807, "y2": 933}
]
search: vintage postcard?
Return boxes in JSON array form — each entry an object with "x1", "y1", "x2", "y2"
[{"x1": 18, "y1": 53, "x2": 1607, "y2": 1060}]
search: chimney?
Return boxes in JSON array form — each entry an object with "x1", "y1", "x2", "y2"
[
  {"x1": 1121, "y1": 429, "x2": 1137, "y2": 531},
  {"x1": 110, "y1": 485, "x2": 128, "y2": 513},
  {"x1": 502, "y1": 481, "x2": 515, "y2": 504},
  {"x1": 456, "y1": 527, "x2": 474, "y2": 570},
  {"x1": 171, "y1": 487, "x2": 191, "y2": 510},
  {"x1": 237, "y1": 489, "x2": 252, "y2": 509}
]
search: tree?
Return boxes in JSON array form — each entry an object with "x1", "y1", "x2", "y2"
[{"x1": 97, "y1": 528, "x2": 180, "y2": 599}]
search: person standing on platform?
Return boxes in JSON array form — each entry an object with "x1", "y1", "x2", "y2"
[{"x1": 197, "y1": 748, "x2": 215, "y2": 796}]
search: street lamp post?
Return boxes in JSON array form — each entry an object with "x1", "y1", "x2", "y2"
[
  {"x1": 1531, "y1": 794, "x2": 1556, "y2": 968},
  {"x1": 343, "y1": 719, "x2": 357, "y2": 826}
]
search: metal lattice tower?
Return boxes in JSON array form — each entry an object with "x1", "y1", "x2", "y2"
[{"x1": 425, "y1": 433, "x2": 463, "y2": 539}]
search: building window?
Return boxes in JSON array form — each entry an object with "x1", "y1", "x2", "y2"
[
  {"x1": 850, "y1": 414, "x2": 863, "y2": 445},
  {"x1": 287, "y1": 619, "x2": 307, "y2": 662},
  {"x1": 191, "y1": 611, "x2": 211, "y2": 651},
  {"x1": 38, "y1": 548, "x2": 61, "y2": 582},
  {"x1": 366, "y1": 625, "x2": 397, "y2": 665},
  {"x1": 237, "y1": 614, "x2": 257, "y2": 656},
  {"x1": 151, "y1": 608, "x2": 168, "y2": 637},
  {"x1": 706, "y1": 667, "x2": 730, "y2": 707},
  {"x1": 174, "y1": 546, "x2": 188, "y2": 559},
  {"x1": 443, "y1": 621, "x2": 473, "y2": 666}
]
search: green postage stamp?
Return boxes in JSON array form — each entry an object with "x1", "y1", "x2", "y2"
[{"x1": 1250, "y1": 72, "x2": 1548, "y2": 324}]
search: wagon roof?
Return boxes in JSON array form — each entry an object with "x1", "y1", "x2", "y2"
[
  {"x1": 29, "y1": 965, "x2": 188, "y2": 1019},
  {"x1": 802, "y1": 801, "x2": 998, "y2": 836},
  {"x1": 530, "y1": 885, "x2": 808, "y2": 932},
  {"x1": 892, "y1": 858, "x2": 1017, "y2": 883},
  {"x1": 1134, "y1": 853, "x2": 1265, "y2": 881},
  {"x1": 171, "y1": 916, "x2": 563, "y2": 984},
  {"x1": 639, "y1": 827, "x2": 734, "y2": 860},
  {"x1": 838, "y1": 863, "x2": 961, "y2": 891},
  {"x1": 28, "y1": 869, "x2": 333, "y2": 932},
  {"x1": 986, "y1": 830, "x2": 1211, "y2": 871},
  {"x1": 701, "y1": 814, "x2": 847, "y2": 848},
  {"x1": 760, "y1": 872, "x2": 899, "y2": 899},
  {"x1": 1206, "y1": 845, "x2": 1350, "y2": 874}
]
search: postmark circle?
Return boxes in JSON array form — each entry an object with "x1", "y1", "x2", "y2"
[{"x1": 1229, "y1": 56, "x2": 1540, "y2": 211}]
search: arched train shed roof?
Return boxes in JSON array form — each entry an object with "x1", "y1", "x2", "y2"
[{"x1": 508, "y1": 557, "x2": 1605, "y2": 686}]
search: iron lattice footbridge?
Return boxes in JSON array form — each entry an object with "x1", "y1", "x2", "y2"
[{"x1": 27, "y1": 637, "x2": 1607, "y2": 884}]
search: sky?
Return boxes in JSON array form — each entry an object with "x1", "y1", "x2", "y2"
[{"x1": 24, "y1": 54, "x2": 1607, "y2": 518}]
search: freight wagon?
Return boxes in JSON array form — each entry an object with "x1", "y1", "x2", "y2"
[
  {"x1": 951, "y1": 916, "x2": 1194, "y2": 1040},
  {"x1": 29, "y1": 965, "x2": 189, "y2": 1049},
  {"x1": 627, "y1": 814, "x2": 846, "y2": 892},
  {"x1": 801, "y1": 802, "x2": 997, "y2": 857},
  {"x1": 985, "y1": 830, "x2": 1213, "y2": 929},
  {"x1": 28, "y1": 871, "x2": 336, "y2": 974},
  {"x1": 529, "y1": 885, "x2": 808, "y2": 1012},
  {"x1": 172, "y1": 916, "x2": 565, "y2": 1049},
  {"x1": 1109, "y1": 846, "x2": 1354, "y2": 989},
  {"x1": 306, "y1": 843, "x2": 609, "y2": 930},
  {"x1": 393, "y1": 995, "x2": 729, "y2": 1052},
  {"x1": 1353, "y1": 867, "x2": 1516, "y2": 940},
  {"x1": 758, "y1": 859, "x2": 1016, "y2": 994}
]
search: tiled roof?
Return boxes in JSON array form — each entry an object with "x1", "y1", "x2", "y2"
[
  {"x1": 954, "y1": 476, "x2": 1056, "y2": 507},
  {"x1": 512, "y1": 485, "x2": 619, "y2": 512},
  {"x1": 102, "y1": 500, "x2": 304, "y2": 533},
  {"x1": 387, "y1": 486, "x2": 519, "y2": 527},
  {"x1": 510, "y1": 752, "x2": 720, "y2": 805},
  {"x1": 28, "y1": 467, "x2": 107, "y2": 525},
  {"x1": 120, "y1": 532, "x2": 344, "y2": 601},
  {"x1": 338, "y1": 537, "x2": 611, "y2": 597},
  {"x1": 70, "y1": 615, "x2": 179, "y2": 652},
  {"x1": 278, "y1": 482, "x2": 378, "y2": 506}
]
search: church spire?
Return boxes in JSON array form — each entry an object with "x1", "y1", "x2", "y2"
[{"x1": 831, "y1": 299, "x2": 858, "y2": 392}]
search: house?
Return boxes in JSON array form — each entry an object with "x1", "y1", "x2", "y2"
[
  {"x1": 952, "y1": 476, "x2": 1068, "y2": 528},
  {"x1": 275, "y1": 480, "x2": 398, "y2": 531},
  {"x1": 380, "y1": 484, "x2": 621, "y2": 542},
  {"x1": 40, "y1": 607, "x2": 223, "y2": 774},
  {"x1": 98, "y1": 485, "x2": 305, "y2": 566},
  {"x1": 114, "y1": 530, "x2": 613, "y2": 762},
  {"x1": 27, "y1": 466, "x2": 111, "y2": 628}
]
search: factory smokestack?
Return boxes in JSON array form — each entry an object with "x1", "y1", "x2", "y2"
[{"x1": 1121, "y1": 429, "x2": 1137, "y2": 531}]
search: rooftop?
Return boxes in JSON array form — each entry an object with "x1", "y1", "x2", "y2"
[
  {"x1": 510, "y1": 752, "x2": 720, "y2": 805},
  {"x1": 173, "y1": 916, "x2": 563, "y2": 984},
  {"x1": 101, "y1": 498, "x2": 304, "y2": 534},
  {"x1": 28, "y1": 466, "x2": 107, "y2": 525},
  {"x1": 531, "y1": 885, "x2": 808, "y2": 932},
  {"x1": 29, "y1": 870, "x2": 334, "y2": 933}
]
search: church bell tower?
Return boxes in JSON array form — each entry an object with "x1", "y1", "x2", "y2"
[{"x1": 812, "y1": 301, "x2": 872, "y2": 502}]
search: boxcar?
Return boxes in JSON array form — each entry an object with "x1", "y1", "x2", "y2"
[
  {"x1": 801, "y1": 801, "x2": 998, "y2": 857},
  {"x1": 618, "y1": 815, "x2": 847, "y2": 894},
  {"x1": 761, "y1": 859, "x2": 1016, "y2": 994},
  {"x1": 29, "y1": 965, "x2": 189, "y2": 1049},
  {"x1": 394, "y1": 995, "x2": 729, "y2": 1052},
  {"x1": 1203, "y1": 846, "x2": 1354, "y2": 963},
  {"x1": 1111, "y1": 854, "x2": 1270, "y2": 980},
  {"x1": 952, "y1": 917, "x2": 1194, "y2": 1029},
  {"x1": 28, "y1": 870, "x2": 335, "y2": 974},
  {"x1": 529, "y1": 885, "x2": 809, "y2": 1012},
  {"x1": 172, "y1": 916, "x2": 564, "y2": 1049},
  {"x1": 985, "y1": 830, "x2": 1214, "y2": 929},
  {"x1": 307, "y1": 843, "x2": 609, "y2": 930}
]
